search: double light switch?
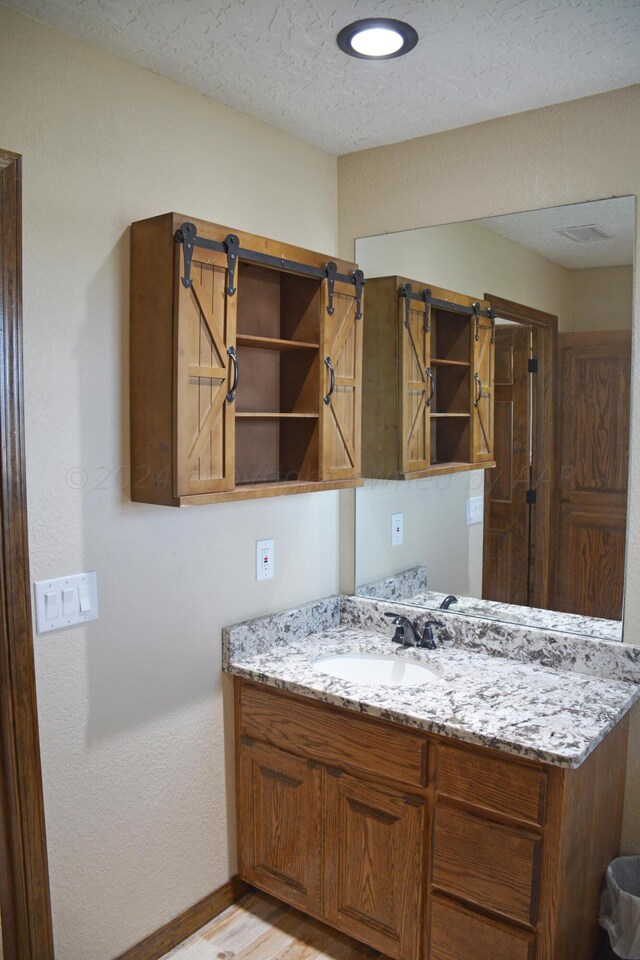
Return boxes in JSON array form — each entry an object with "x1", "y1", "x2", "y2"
[{"x1": 34, "y1": 571, "x2": 99, "y2": 634}]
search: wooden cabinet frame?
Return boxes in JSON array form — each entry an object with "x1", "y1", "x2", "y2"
[
  {"x1": 361, "y1": 276, "x2": 496, "y2": 481},
  {"x1": 130, "y1": 213, "x2": 364, "y2": 506}
]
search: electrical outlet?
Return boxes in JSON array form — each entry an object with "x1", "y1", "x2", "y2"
[
  {"x1": 466, "y1": 496, "x2": 484, "y2": 526},
  {"x1": 256, "y1": 539, "x2": 274, "y2": 581},
  {"x1": 391, "y1": 513, "x2": 403, "y2": 546}
]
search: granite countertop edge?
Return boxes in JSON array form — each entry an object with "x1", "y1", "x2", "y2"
[{"x1": 225, "y1": 655, "x2": 640, "y2": 770}]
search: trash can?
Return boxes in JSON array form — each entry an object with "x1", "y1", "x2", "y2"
[{"x1": 600, "y1": 857, "x2": 640, "y2": 959}]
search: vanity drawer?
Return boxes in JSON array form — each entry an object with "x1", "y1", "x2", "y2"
[
  {"x1": 437, "y1": 743, "x2": 547, "y2": 826},
  {"x1": 238, "y1": 681, "x2": 428, "y2": 788},
  {"x1": 432, "y1": 803, "x2": 542, "y2": 926},
  {"x1": 429, "y1": 895, "x2": 535, "y2": 960}
]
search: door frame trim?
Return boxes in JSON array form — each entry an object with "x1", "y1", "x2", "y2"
[
  {"x1": 0, "y1": 148, "x2": 55, "y2": 960},
  {"x1": 483, "y1": 293, "x2": 558, "y2": 610}
]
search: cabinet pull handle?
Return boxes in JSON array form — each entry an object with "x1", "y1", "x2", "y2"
[
  {"x1": 324, "y1": 356, "x2": 335, "y2": 405},
  {"x1": 227, "y1": 346, "x2": 239, "y2": 403},
  {"x1": 474, "y1": 371, "x2": 483, "y2": 408},
  {"x1": 426, "y1": 367, "x2": 435, "y2": 407}
]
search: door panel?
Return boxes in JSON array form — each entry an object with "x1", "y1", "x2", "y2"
[
  {"x1": 175, "y1": 249, "x2": 236, "y2": 496},
  {"x1": 483, "y1": 325, "x2": 531, "y2": 605},
  {"x1": 471, "y1": 315, "x2": 495, "y2": 462},
  {"x1": 324, "y1": 772, "x2": 424, "y2": 960},
  {"x1": 320, "y1": 280, "x2": 362, "y2": 480},
  {"x1": 399, "y1": 298, "x2": 430, "y2": 473},
  {"x1": 237, "y1": 740, "x2": 323, "y2": 915},
  {"x1": 554, "y1": 331, "x2": 631, "y2": 619}
]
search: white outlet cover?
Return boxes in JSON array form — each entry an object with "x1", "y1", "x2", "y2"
[
  {"x1": 466, "y1": 496, "x2": 484, "y2": 526},
  {"x1": 391, "y1": 513, "x2": 404, "y2": 547},
  {"x1": 256, "y1": 539, "x2": 274, "y2": 581}
]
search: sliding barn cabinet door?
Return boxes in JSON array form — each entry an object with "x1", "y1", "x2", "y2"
[
  {"x1": 175, "y1": 248, "x2": 237, "y2": 497},
  {"x1": 471, "y1": 313, "x2": 495, "y2": 462},
  {"x1": 399, "y1": 293, "x2": 431, "y2": 474},
  {"x1": 319, "y1": 279, "x2": 363, "y2": 480}
]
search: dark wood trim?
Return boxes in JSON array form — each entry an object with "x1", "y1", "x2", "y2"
[
  {"x1": 484, "y1": 294, "x2": 558, "y2": 330},
  {"x1": 483, "y1": 293, "x2": 558, "y2": 610},
  {"x1": 0, "y1": 150, "x2": 55, "y2": 960},
  {"x1": 114, "y1": 876, "x2": 250, "y2": 960}
]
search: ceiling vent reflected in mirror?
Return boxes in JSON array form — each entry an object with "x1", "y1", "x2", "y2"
[{"x1": 556, "y1": 224, "x2": 613, "y2": 242}]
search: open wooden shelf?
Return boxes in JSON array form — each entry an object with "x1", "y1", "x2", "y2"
[
  {"x1": 236, "y1": 334, "x2": 319, "y2": 351},
  {"x1": 236, "y1": 412, "x2": 319, "y2": 419},
  {"x1": 430, "y1": 357, "x2": 470, "y2": 367},
  {"x1": 430, "y1": 412, "x2": 470, "y2": 419}
]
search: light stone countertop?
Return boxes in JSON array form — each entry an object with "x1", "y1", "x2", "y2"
[{"x1": 224, "y1": 616, "x2": 639, "y2": 769}]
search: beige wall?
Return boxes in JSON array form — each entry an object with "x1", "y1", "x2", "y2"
[
  {"x1": 339, "y1": 84, "x2": 640, "y2": 854},
  {"x1": 568, "y1": 264, "x2": 634, "y2": 331},
  {"x1": 356, "y1": 219, "x2": 572, "y2": 324},
  {"x1": 355, "y1": 474, "x2": 484, "y2": 597},
  {"x1": 0, "y1": 8, "x2": 339, "y2": 960}
]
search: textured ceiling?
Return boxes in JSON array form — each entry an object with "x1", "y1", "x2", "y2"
[
  {"x1": 4, "y1": 0, "x2": 640, "y2": 154},
  {"x1": 477, "y1": 197, "x2": 636, "y2": 268}
]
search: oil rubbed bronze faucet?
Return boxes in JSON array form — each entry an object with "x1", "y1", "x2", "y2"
[
  {"x1": 384, "y1": 613, "x2": 440, "y2": 650},
  {"x1": 440, "y1": 594, "x2": 458, "y2": 610}
]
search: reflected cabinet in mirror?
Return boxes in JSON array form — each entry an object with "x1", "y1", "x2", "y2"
[{"x1": 355, "y1": 197, "x2": 634, "y2": 642}]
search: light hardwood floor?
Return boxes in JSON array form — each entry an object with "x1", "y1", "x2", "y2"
[{"x1": 158, "y1": 892, "x2": 383, "y2": 960}]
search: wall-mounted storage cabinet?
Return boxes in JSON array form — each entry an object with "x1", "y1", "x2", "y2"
[
  {"x1": 362, "y1": 276, "x2": 495, "y2": 480},
  {"x1": 130, "y1": 213, "x2": 364, "y2": 505}
]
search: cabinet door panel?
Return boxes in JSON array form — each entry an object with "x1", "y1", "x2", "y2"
[
  {"x1": 471, "y1": 314, "x2": 494, "y2": 462},
  {"x1": 399, "y1": 297, "x2": 431, "y2": 474},
  {"x1": 176, "y1": 249, "x2": 236, "y2": 496},
  {"x1": 324, "y1": 772, "x2": 424, "y2": 960},
  {"x1": 237, "y1": 740, "x2": 322, "y2": 914},
  {"x1": 320, "y1": 280, "x2": 362, "y2": 480}
]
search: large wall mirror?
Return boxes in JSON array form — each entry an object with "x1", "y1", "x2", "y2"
[{"x1": 354, "y1": 197, "x2": 635, "y2": 642}]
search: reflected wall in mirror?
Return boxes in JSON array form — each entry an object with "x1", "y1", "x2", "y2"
[{"x1": 355, "y1": 197, "x2": 634, "y2": 642}]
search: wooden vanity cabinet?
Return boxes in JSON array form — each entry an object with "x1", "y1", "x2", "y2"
[
  {"x1": 362, "y1": 276, "x2": 495, "y2": 480},
  {"x1": 130, "y1": 213, "x2": 363, "y2": 506},
  {"x1": 235, "y1": 679, "x2": 629, "y2": 960}
]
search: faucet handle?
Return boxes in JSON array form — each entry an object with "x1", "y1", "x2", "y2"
[
  {"x1": 418, "y1": 619, "x2": 442, "y2": 650},
  {"x1": 384, "y1": 611, "x2": 406, "y2": 644}
]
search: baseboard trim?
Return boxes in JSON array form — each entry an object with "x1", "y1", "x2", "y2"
[{"x1": 114, "y1": 875, "x2": 250, "y2": 960}]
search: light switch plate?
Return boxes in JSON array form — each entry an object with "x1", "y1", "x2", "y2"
[
  {"x1": 256, "y1": 539, "x2": 274, "y2": 581},
  {"x1": 391, "y1": 513, "x2": 404, "y2": 546},
  {"x1": 466, "y1": 496, "x2": 484, "y2": 526},
  {"x1": 34, "y1": 571, "x2": 99, "y2": 634}
]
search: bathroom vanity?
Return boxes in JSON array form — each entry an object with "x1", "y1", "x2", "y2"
[{"x1": 224, "y1": 596, "x2": 639, "y2": 960}]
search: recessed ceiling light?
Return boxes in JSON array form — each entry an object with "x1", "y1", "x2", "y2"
[
  {"x1": 337, "y1": 19, "x2": 418, "y2": 60},
  {"x1": 556, "y1": 224, "x2": 613, "y2": 242}
]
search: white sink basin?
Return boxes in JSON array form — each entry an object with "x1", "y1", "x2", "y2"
[{"x1": 311, "y1": 652, "x2": 440, "y2": 688}]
